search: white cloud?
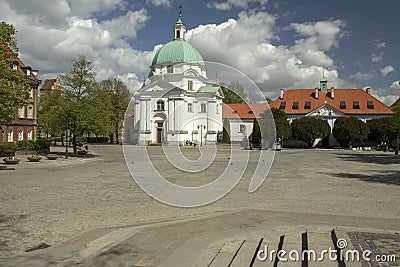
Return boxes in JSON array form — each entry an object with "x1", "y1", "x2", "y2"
[
  {"x1": 349, "y1": 72, "x2": 375, "y2": 80},
  {"x1": 146, "y1": 0, "x2": 173, "y2": 8},
  {"x1": 380, "y1": 65, "x2": 394, "y2": 77},
  {"x1": 371, "y1": 52, "x2": 383, "y2": 63},
  {"x1": 68, "y1": 0, "x2": 124, "y2": 18},
  {"x1": 187, "y1": 12, "x2": 345, "y2": 97},
  {"x1": 0, "y1": 1, "x2": 150, "y2": 93},
  {"x1": 371, "y1": 39, "x2": 386, "y2": 49},
  {"x1": 207, "y1": 0, "x2": 268, "y2": 10}
]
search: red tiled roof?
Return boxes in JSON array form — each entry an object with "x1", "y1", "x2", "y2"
[
  {"x1": 41, "y1": 79, "x2": 57, "y2": 90},
  {"x1": 222, "y1": 103, "x2": 270, "y2": 119},
  {"x1": 270, "y1": 88, "x2": 394, "y2": 115}
]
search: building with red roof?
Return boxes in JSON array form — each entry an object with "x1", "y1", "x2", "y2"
[
  {"x1": 40, "y1": 78, "x2": 62, "y2": 97},
  {"x1": 0, "y1": 56, "x2": 40, "y2": 142},
  {"x1": 222, "y1": 103, "x2": 269, "y2": 142},
  {"x1": 269, "y1": 76, "x2": 394, "y2": 146}
]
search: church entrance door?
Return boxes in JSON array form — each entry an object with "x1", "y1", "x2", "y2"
[{"x1": 156, "y1": 122, "x2": 163, "y2": 144}]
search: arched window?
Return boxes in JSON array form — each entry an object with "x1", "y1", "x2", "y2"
[
  {"x1": 156, "y1": 100, "x2": 165, "y2": 111},
  {"x1": 18, "y1": 130, "x2": 23, "y2": 141},
  {"x1": 176, "y1": 30, "x2": 180, "y2": 39},
  {"x1": 7, "y1": 129, "x2": 14, "y2": 142},
  {"x1": 27, "y1": 129, "x2": 33, "y2": 140}
]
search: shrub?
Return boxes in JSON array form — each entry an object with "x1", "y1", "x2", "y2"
[
  {"x1": 0, "y1": 142, "x2": 17, "y2": 156},
  {"x1": 333, "y1": 117, "x2": 369, "y2": 148},
  {"x1": 291, "y1": 117, "x2": 331, "y2": 147},
  {"x1": 86, "y1": 136, "x2": 109, "y2": 143},
  {"x1": 16, "y1": 140, "x2": 35, "y2": 151}
]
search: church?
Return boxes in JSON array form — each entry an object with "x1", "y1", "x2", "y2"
[{"x1": 130, "y1": 11, "x2": 224, "y2": 145}]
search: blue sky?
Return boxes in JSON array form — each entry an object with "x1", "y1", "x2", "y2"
[{"x1": 1, "y1": 0, "x2": 399, "y2": 104}]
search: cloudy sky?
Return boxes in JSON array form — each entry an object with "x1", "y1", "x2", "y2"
[{"x1": 1, "y1": 0, "x2": 399, "y2": 104}]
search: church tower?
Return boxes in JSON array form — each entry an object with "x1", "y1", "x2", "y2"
[{"x1": 173, "y1": 6, "x2": 186, "y2": 40}]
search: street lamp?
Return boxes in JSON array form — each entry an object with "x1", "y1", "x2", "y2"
[
  {"x1": 65, "y1": 117, "x2": 70, "y2": 159},
  {"x1": 197, "y1": 125, "x2": 206, "y2": 147}
]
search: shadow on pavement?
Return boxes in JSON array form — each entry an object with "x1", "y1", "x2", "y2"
[
  {"x1": 328, "y1": 170, "x2": 400, "y2": 186},
  {"x1": 337, "y1": 153, "x2": 399, "y2": 165}
]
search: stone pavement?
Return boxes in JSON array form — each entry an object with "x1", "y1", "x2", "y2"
[{"x1": 0, "y1": 145, "x2": 399, "y2": 266}]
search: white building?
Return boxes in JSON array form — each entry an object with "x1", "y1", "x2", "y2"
[{"x1": 130, "y1": 12, "x2": 224, "y2": 145}]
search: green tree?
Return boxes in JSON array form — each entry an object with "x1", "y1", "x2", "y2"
[
  {"x1": 251, "y1": 118, "x2": 261, "y2": 145},
  {"x1": 38, "y1": 87, "x2": 65, "y2": 139},
  {"x1": 98, "y1": 77, "x2": 131, "y2": 143},
  {"x1": 332, "y1": 117, "x2": 369, "y2": 148},
  {"x1": 60, "y1": 55, "x2": 112, "y2": 153},
  {"x1": 391, "y1": 106, "x2": 400, "y2": 149},
  {"x1": 222, "y1": 80, "x2": 247, "y2": 104},
  {"x1": 366, "y1": 117, "x2": 395, "y2": 145},
  {"x1": 221, "y1": 118, "x2": 231, "y2": 143},
  {"x1": 260, "y1": 108, "x2": 291, "y2": 143},
  {"x1": 0, "y1": 22, "x2": 30, "y2": 124},
  {"x1": 291, "y1": 117, "x2": 331, "y2": 147}
]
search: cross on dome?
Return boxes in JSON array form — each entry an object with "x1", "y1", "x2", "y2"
[{"x1": 174, "y1": 4, "x2": 186, "y2": 40}]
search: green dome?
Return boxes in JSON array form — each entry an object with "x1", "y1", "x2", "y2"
[
  {"x1": 151, "y1": 40, "x2": 205, "y2": 66},
  {"x1": 320, "y1": 76, "x2": 328, "y2": 82}
]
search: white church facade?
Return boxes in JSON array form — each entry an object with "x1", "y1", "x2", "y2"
[{"x1": 130, "y1": 12, "x2": 224, "y2": 145}]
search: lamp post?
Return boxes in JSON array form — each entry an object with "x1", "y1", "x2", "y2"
[
  {"x1": 65, "y1": 117, "x2": 70, "y2": 159},
  {"x1": 197, "y1": 125, "x2": 206, "y2": 147}
]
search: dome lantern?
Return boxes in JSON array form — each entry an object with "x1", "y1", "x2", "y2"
[{"x1": 174, "y1": 5, "x2": 186, "y2": 40}]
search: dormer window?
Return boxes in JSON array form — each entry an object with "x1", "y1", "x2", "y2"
[
  {"x1": 340, "y1": 101, "x2": 346, "y2": 109},
  {"x1": 279, "y1": 102, "x2": 286, "y2": 109},
  {"x1": 292, "y1": 102, "x2": 299, "y2": 110},
  {"x1": 167, "y1": 65, "x2": 173, "y2": 74},
  {"x1": 353, "y1": 101, "x2": 360, "y2": 109},
  {"x1": 156, "y1": 100, "x2": 165, "y2": 111},
  {"x1": 304, "y1": 101, "x2": 311, "y2": 109},
  {"x1": 26, "y1": 69, "x2": 31, "y2": 76},
  {"x1": 367, "y1": 101, "x2": 374, "y2": 109}
]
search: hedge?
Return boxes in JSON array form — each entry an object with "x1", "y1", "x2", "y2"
[
  {"x1": 0, "y1": 142, "x2": 17, "y2": 157},
  {"x1": 0, "y1": 139, "x2": 51, "y2": 156},
  {"x1": 86, "y1": 137, "x2": 109, "y2": 143}
]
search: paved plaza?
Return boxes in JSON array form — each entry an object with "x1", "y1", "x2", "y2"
[{"x1": 0, "y1": 145, "x2": 399, "y2": 266}]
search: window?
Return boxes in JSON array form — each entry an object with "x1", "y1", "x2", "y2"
[
  {"x1": 12, "y1": 64, "x2": 18, "y2": 70},
  {"x1": 156, "y1": 100, "x2": 165, "y2": 111},
  {"x1": 18, "y1": 107, "x2": 25, "y2": 118},
  {"x1": 167, "y1": 65, "x2": 173, "y2": 74},
  {"x1": 7, "y1": 130, "x2": 13, "y2": 142},
  {"x1": 188, "y1": 103, "x2": 192, "y2": 112},
  {"x1": 239, "y1": 124, "x2": 246, "y2": 133},
  {"x1": 304, "y1": 101, "x2": 311, "y2": 109},
  {"x1": 292, "y1": 102, "x2": 299, "y2": 110},
  {"x1": 340, "y1": 101, "x2": 346, "y2": 109},
  {"x1": 27, "y1": 105, "x2": 33, "y2": 118},
  {"x1": 188, "y1": 80, "x2": 193, "y2": 90},
  {"x1": 367, "y1": 101, "x2": 374, "y2": 109},
  {"x1": 279, "y1": 102, "x2": 286, "y2": 109},
  {"x1": 176, "y1": 30, "x2": 180, "y2": 39},
  {"x1": 30, "y1": 88, "x2": 34, "y2": 98},
  {"x1": 27, "y1": 129, "x2": 33, "y2": 140},
  {"x1": 200, "y1": 103, "x2": 207, "y2": 113},
  {"x1": 353, "y1": 101, "x2": 360, "y2": 109},
  {"x1": 18, "y1": 130, "x2": 23, "y2": 141},
  {"x1": 26, "y1": 69, "x2": 30, "y2": 76}
]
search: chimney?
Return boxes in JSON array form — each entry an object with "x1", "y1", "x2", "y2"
[
  {"x1": 331, "y1": 87, "x2": 334, "y2": 99},
  {"x1": 315, "y1": 87, "x2": 319, "y2": 99},
  {"x1": 366, "y1": 87, "x2": 371, "y2": 94},
  {"x1": 280, "y1": 88, "x2": 284, "y2": 99}
]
